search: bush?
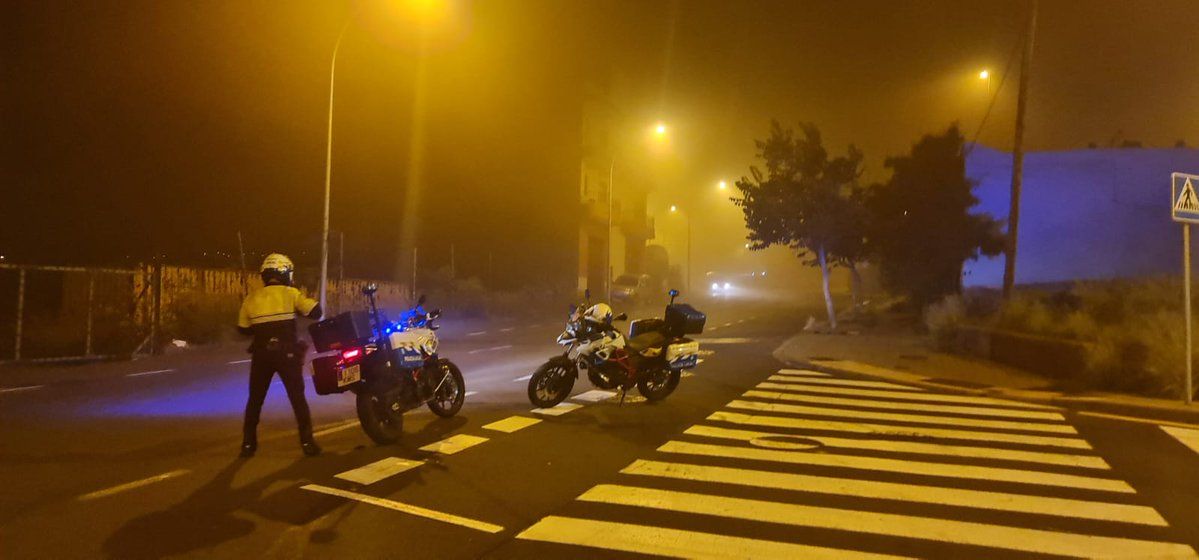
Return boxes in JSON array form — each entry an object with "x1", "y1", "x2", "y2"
[{"x1": 925, "y1": 295, "x2": 965, "y2": 350}]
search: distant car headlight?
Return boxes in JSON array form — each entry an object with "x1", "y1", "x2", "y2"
[
  {"x1": 711, "y1": 282, "x2": 719, "y2": 290},
  {"x1": 723, "y1": 282, "x2": 732, "y2": 290}
]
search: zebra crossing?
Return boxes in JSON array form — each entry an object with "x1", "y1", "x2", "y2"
[{"x1": 514, "y1": 368, "x2": 1198, "y2": 558}]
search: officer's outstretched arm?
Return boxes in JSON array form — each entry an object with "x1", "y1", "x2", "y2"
[{"x1": 306, "y1": 304, "x2": 322, "y2": 320}]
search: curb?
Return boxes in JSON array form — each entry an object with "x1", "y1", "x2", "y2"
[{"x1": 800, "y1": 358, "x2": 1199, "y2": 428}]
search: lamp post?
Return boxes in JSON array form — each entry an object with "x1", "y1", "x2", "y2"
[
  {"x1": 318, "y1": 21, "x2": 350, "y2": 318},
  {"x1": 669, "y1": 204, "x2": 691, "y2": 293},
  {"x1": 601, "y1": 121, "x2": 668, "y2": 302}
]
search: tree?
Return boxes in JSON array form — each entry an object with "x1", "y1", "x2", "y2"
[
  {"x1": 733, "y1": 121, "x2": 865, "y2": 330},
  {"x1": 868, "y1": 125, "x2": 1004, "y2": 309}
]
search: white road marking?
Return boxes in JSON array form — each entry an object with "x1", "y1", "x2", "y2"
[
  {"x1": 78, "y1": 469, "x2": 190, "y2": 501},
  {"x1": 126, "y1": 368, "x2": 175, "y2": 378},
  {"x1": 467, "y1": 331, "x2": 487, "y2": 336},
  {"x1": 516, "y1": 516, "x2": 901, "y2": 560},
  {"x1": 335, "y1": 458, "x2": 423, "y2": 485},
  {"x1": 621, "y1": 460, "x2": 1163, "y2": 526},
  {"x1": 768, "y1": 374, "x2": 921, "y2": 391},
  {"x1": 1161, "y1": 425, "x2": 1199, "y2": 455},
  {"x1": 684, "y1": 424, "x2": 1109, "y2": 469},
  {"x1": 468, "y1": 345, "x2": 513, "y2": 355},
  {"x1": 227, "y1": 359, "x2": 252, "y2": 365},
  {"x1": 779, "y1": 368, "x2": 831, "y2": 376},
  {"x1": 721, "y1": 322, "x2": 733, "y2": 327},
  {"x1": 419, "y1": 434, "x2": 489, "y2": 455},
  {"x1": 736, "y1": 319, "x2": 745, "y2": 324},
  {"x1": 732, "y1": 397, "x2": 1078, "y2": 434},
  {"x1": 531, "y1": 402, "x2": 583, "y2": 416},
  {"x1": 464, "y1": 391, "x2": 479, "y2": 397},
  {"x1": 1079, "y1": 411, "x2": 1199, "y2": 430},
  {"x1": 745, "y1": 382, "x2": 1053, "y2": 409},
  {"x1": 0, "y1": 384, "x2": 44, "y2": 394},
  {"x1": 499, "y1": 327, "x2": 515, "y2": 332},
  {"x1": 752, "y1": 384, "x2": 1065, "y2": 420},
  {"x1": 571, "y1": 389, "x2": 616, "y2": 402},
  {"x1": 483, "y1": 416, "x2": 542, "y2": 433},
  {"x1": 658, "y1": 441, "x2": 1133, "y2": 492},
  {"x1": 512, "y1": 374, "x2": 533, "y2": 382},
  {"x1": 311, "y1": 420, "x2": 361, "y2": 437},
  {"x1": 710, "y1": 410, "x2": 1090, "y2": 449},
  {"x1": 699, "y1": 337, "x2": 752, "y2": 344},
  {"x1": 577, "y1": 485, "x2": 1192, "y2": 558},
  {"x1": 301, "y1": 484, "x2": 503, "y2": 533}
]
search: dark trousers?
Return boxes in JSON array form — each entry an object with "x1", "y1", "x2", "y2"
[{"x1": 243, "y1": 349, "x2": 314, "y2": 444}]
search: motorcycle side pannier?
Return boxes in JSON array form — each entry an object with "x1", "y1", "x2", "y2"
[
  {"x1": 309, "y1": 311, "x2": 372, "y2": 352},
  {"x1": 665, "y1": 304, "x2": 706, "y2": 335},
  {"x1": 311, "y1": 355, "x2": 355, "y2": 395}
]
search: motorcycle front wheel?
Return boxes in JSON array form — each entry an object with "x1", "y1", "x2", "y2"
[
  {"x1": 527, "y1": 358, "x2": 576, "y2": 408},
  {"x1": 426, "y1": 359, "x2": 465, "y2": 418},
  {"x1": 636, "y1": 367, "x2": 681, "y2": 402},
  {"x1": 356, "y1": 391, "x2": 404, "y2": 444}
]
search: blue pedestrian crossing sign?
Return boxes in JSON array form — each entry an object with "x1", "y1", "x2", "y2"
[{"x1": 1172, "y1": 172, "x2": 1199, "y2": 223}]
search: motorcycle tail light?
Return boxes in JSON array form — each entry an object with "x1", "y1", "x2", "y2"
[{"x1": 341, "y1": 347, "x2": 362, "y2": 362}]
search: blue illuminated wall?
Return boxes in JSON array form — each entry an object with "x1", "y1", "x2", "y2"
[{"x1": 963, "y1": 145, "x2": 1199, "y2": 286}]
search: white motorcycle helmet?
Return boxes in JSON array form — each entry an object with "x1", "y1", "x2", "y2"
[
  {"x1": 260, "y1": 253, "x2": 295, "y2": 285},
  {"x1": 583, "y1": 303, "x2": 614, "y2": 325}
]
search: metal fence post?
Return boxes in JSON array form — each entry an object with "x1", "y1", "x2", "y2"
[
  {"x1": 14, "y1": 268, "x2": 25, "y2": 361},
  {"x1": 151, "y1": 264, "x2": 163, "y2": 355},
  {"x1": 85, "y1": 272, "x2": 95, "y2": 356}
]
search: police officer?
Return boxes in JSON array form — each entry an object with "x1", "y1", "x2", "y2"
[{"x1": 236, "y1": 253, "x2": 322, "y2": 457}]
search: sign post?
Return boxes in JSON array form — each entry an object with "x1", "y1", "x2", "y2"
[{"x1": 1170, "y1": 172, "x2": 1199, "y2": 404}]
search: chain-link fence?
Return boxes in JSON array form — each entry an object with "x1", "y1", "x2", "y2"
[{"x1": 0, "y1": 263, "x2": 411, "y2": 363}]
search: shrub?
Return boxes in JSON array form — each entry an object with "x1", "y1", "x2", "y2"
[{"x1": 925, "y1": 295, "x2": 965, "y2": 350}]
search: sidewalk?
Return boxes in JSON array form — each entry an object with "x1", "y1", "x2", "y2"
[{"x1": 773, "y1": 327, "x2": 1199, "y2": 427}]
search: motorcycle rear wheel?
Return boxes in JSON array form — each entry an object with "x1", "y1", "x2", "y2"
[
  {"x1": 426, "y1": 359, "x2": 465, "y2": 418},
  {"x1": 528, "y1": 359, "x2": 576, "y2": 408},
  {"x1": 636, "y1": 367, "x2": 681, "y2": 402},
  {"x1": 356, "y1": 391, "x2": 404, "y2": 444}
]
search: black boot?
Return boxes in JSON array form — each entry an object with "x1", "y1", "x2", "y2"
[
  {"x1": 239, "y1": 440, "x2": 257, "y2": 458},
  {"x1": 301, "y1": 439, "x2": 322, "y2": 457}
]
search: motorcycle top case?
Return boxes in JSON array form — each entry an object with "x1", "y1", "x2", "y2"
[
  {"x1": 308, "y1": 311, "x2": 372, "y2": 352},
  {"x1": 665, "y1": 303, "x2": 706, "y2": 335},
  {"x1": 311, "y1": 354, "x2": 359, "y2": 395}
]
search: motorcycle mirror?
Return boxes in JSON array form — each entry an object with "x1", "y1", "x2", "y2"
[
  {"x1": 430, "y1": 309, "x2": 442, "y2": 319},
  {"x1": 361, "y1": 283, "x2": 378, "y2": 296},
  {"x1": 614, "y1": 312, "x2": 628, "y2": 321},
  {"x1": 417, "y1": 294, "x2": 427, "y2": 305},
  {"x1": 668, "y1": 289, "x2": 679, "y2": 297}
]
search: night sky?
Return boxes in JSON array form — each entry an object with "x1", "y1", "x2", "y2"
[{"x1": 4, "y1": 0, "x2": 1197, "y2": 284}]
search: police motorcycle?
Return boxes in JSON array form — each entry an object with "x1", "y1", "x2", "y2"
[
  {"x1": 308, "y1": 287, "x2": 465, "y2": 444},
  {"x1": 526, "y1": 289, "x2": 705, "y2": 407}
]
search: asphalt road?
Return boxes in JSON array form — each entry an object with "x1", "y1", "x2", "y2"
[{"x1": 3, "y1": 302, "x2": 1199, "y2": 559}]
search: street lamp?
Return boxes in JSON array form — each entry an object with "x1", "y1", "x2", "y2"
[
  {"x1": 669, "y1": 204, "x2": 691, "y2": 293},
  {"x1": 718, "y1": 180, "x2": 728, "y2": 190},
  {"x1": 978, "y1": 69, "x2": 989, "y2": 80},
  {"x1": 603, "y1": 121, "x2": 668, "y2": 303},
  {"x1": 318, "y1": 21, "x2": 351, "y2": 318}
]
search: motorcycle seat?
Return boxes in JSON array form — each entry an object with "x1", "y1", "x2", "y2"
[{"x1": 626, "y1": 331, "x2": 666, "y2": 353}]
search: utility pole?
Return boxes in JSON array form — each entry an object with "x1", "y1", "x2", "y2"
[
  {"x1": 1002, "y1": 0, "x2": 1038, "y2": 299},
  {"x1": 338, "y1": 231, "x2": 345, "y2": 281}
]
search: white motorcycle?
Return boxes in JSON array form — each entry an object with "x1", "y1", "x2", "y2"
[{"x1": 526, "y1": 289, "x2": 705, "y2": 407}]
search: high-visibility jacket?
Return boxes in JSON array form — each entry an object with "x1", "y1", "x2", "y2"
[{"x1": 237, "y1": 285, "x2": 320, "y2": 350}]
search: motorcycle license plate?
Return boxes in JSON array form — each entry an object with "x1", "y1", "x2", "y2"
[{"x1": 337, "y1": 364, "x2": 362, "y2": 387}]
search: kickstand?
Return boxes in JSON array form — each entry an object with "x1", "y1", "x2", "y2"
[{"x1": 618, "y1": 388, "x2": 627, "y2": 405}]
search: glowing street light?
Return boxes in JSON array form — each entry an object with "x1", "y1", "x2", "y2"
[
  {"x1": 655, "y1": 123, "x2": 667, "y2": 136},
  {"x1": 979, "y1": 69, "x2": 990, "y2": 80},
  {"x1": 718, "y1": 180, "x2": 728, "y2": 190}
]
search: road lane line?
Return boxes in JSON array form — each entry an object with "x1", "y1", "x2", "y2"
[
  {"x1": 746, "y1": 382, "x2": 1054, "y2": 409},
  {"x1": 577, "y1": 485, "x2": 1192, "y2": 558},
  {"x1": 419, "y1": 434, "x2": 489, "y2": 455},
  {"x1": 464, "y1": 391, "x2": 478, "y2": 397},
  {"x1": 1161, "y1": 425, "x2": 1199, "y2": 455},
  {"x1": 753, "y1": 384, "x2": 1065, "y2": 421},
  {"x1": 1078, "y1": 411, "x2": 1199, "y2": 430},
  {"x1": 768, "y1": 374, "x2": 922, "y2": 391},
  {"x1": 531, "y1": 402, "x2": 583, "y2": 416},
  {"x1": 515, "y1": 516, "x2": 900, "y2": 560},
  {"x1": 312, "y1": 420, "x2": 360, "y2": 437},
  {"x1": 78, "y1": 469, "x2": 190, "y2": 501},
  {"x1": 658, "y1": 441, "x2": 1132, "y2": 492},
  {"x1": 467, "y1": 331, "x2": 487, "y2": 336},
  {"x1": 512, "y1": 374, "x2": 533, "y2": 382},
  {"x1": 698, "y1": 337, "x2": 752, "y2": 344},
  {"x1": 571, "y1": 389, "x2": 616, "y2": 402},
  {"x1": 126, "y1": 369, "x2": 175, "y2": 378},
  {"x1": 779, "y1": 368, "x2": 831, "y2": 376},
  {"x1": 731, "y1": 398, "x2": 1077, "y2": 434},
  {"x1": 227, "y1": 359, "x2": 252, "y2": 365},
  {"x1": 0, "y1": 384, "x2": 44, "y2": 394},
  {"x1": 499, "y1": 327, "x2": 515, "y2": 332},
  {"x1": 335, "y1": 458, "x2": 423, "y2": 485},
  {"x1": 483, "y1": 416, "x2": 542, "y2": 433},
  {"x1": 721, "y1": 322, "x2": 733, "y2": 327},
  {"x1": 621, "y1": 460, "x2": 1162, "y2": 525},
  {"x1": 684, "y1": 425, "x2": 1109, "y2": 469},
  {"x1": 301, "y1": 484, "x2": 503, "y2": 533},
  {"x1": 468, "y1": 344, "x2": 513, "y2": 355},
  {"x1": 709, "y1": 410, "x2": 1090, "y2": 449}
]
